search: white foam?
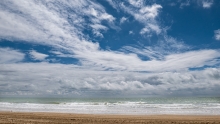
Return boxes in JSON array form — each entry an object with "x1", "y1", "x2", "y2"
[{"x1": 1, "y1": 101, "x2": 220, "y2": 115}]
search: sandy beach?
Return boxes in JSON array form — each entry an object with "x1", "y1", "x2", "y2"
[{"x1": 0, "y1": 112, "x2": 220, "y2": 124}]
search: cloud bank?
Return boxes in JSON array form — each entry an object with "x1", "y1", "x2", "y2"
[{"x1": 1, "y1": 63, "x2": 220, "y2": 97}]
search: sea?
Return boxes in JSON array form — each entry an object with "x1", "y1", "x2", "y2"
[{"x1": 0, "y1": 97, "x2": 220, "y2": 115}]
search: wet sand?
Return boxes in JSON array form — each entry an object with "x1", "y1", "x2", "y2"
[{"x1": 1, "y1": 111, "x2": 220, "y2": 124}]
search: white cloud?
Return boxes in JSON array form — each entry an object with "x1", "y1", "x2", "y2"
[
  {"x1": 106, "y1": 0, "x2": 120, "y2": 11},
  {"x1": 128, "y1": 0, "x2": 144, "y2": 8},
  {"x1": 202, "y1": 0, "x2": 213, "y2": 8},
  {"x1": 140, "y1": 24, "x2": 161, "y2": 35},
  {"x1": 29, "y1": 50, "x2": 48, "y2": 61},
  {"x1": 148, "y1": 23, "x2": 161, "y2": 34},
  {"x1": 90, "y1": 24, "x2": 108, "y2": 31},
  {"x1": 107, "y1": 0, "x2": 186, "y2": 55},
  {"x1": 139, "y1": 4, "x2": 162, "y2": 19},
  {"x1": 0, "y1": 0, "x2": 119, "y2": 70},
  {"x1": 92, "y1": 30, "x2": 104, "y2": 38},
  {"x1": 1, "y1": 63, "x2": 220, "y2": 96},
  {"x1": 120, "y1": 3, "x2": 162, "y2": 35},
  {"x1": 0, "y1": 48, "x2": 25, "y2": 64},
  {"x1": 75, "y1": 48, "x2": 220, "y2": 72},
  {"x1": 214, "y1": 29, "x2": 220, "y2": 40},
  {"x1": 0, "y1": 0, "x2": 77, "y2": 44},
  {"x1": 0, "y1": 0, "x2": 119, "y2": 65},
  {"x1": 140, "y1": 27, "x2": 150, "y2": 34},
  {"x1": 169, "y1": 3, "x2": 176, "y2": 6},
  {"x1": 100, "y1": 13, "x2": 115, "y2": 22},
  {"x1": 50, "y1": 51, "x2": 65, "y2": 56},
  {"x1": 0, "y1": 0, "x2": 220, "y2": 98},
  {"x1": 0, "y1": 0, "x2": 218, "y2": 72},
  {"x1": 122, "y1": 46, "x2": 164, "y2": 60},
  {"x1": 122, "y1": 3, "x2": 162, "y2": 23},
  {"x1": 160, "y1": 50, "x2": 220, "y2": 71},
  {"x1": 180, "y1": 0, "x2": 190, "y2": 8},
  {"x1": 129, "y1": 30, "x2": 134, "y2": 35},
  {"x1": 0, "y1": 0, "x2": 115, "y2": 51},
  {"x1": 88, "y1": 7, "x2": 115, "y2": 23},
  {"x1": 85, "y1": 3, "x2": 116, "y2": 34},
  {"x1": 120, "y1": 17, "x2": 127, "y2": 24},
  {"x1": 90, "y1": 24, "x2": 108, "y2": 38},
  {"x1": 179, "y1": 0, "x2": 213, "y2": 9}
]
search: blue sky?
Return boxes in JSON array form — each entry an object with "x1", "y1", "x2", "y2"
[{"x1": 0, "y1": 0, "x2": 220, "y2": 97}]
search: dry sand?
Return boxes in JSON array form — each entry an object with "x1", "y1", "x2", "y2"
[{"x1": 1, "y1": 111, "x2": 220, "y2": 124}]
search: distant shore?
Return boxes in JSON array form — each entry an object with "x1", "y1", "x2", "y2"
[{"x1": 1, "y1": 111, "x2": 220, "y2": 124}]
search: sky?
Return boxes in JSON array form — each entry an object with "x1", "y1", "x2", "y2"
[{"x1": 0, "y1": 0, "x2": 220, "y2": 97}]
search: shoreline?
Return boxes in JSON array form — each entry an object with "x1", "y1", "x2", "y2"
[{"x1": 1, "y1": 111, "x2": 220, "y2": 124}]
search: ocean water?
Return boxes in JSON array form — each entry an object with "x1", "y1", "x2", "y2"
[{"x1": 0, "y1": 97, "x2": 220, "y2": 115}]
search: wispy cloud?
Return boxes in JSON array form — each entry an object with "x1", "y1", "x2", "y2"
[
  {"x1": 129, "y1": 30, "x2": 134, "y2": 35},
  {"x1": 214, "y1": 29, "x2": 220, "y2": 40},
  {"x1": 140, "y1": 27, "x2": 150, "y2": 34},
  {"x1": 178, "y1": 0, "x2": 213, "y2": 9},
  {"x1": 0, "y1": 0, "x2": 219, "y2": 71},
  {"x1": 90, "y1": 24, "x2": 108, "y2": 38},
  {"x1": 0, "y1": 0, "x2": 116, "y2": 47},
  {"x1": 139, "y1": 4, "x2": 162, "y2": 19},
  {"x1": 180, "y1": 0, "x2": 190, "y2": 8},
  {"x1": 0, "y1": 0, "x2": 77, "y2": 43},
  {"x1": 29, "y1": 50, "x2": 48, "y2": 61},
  {"x1": 140, "y1": 24, "x2": 161, "y2": 35},
  {"x1": 0, "y1": 48, "x2": 24, "y2": 64},
  {"x1": 120, "y1": 17, "x2": 128, "y2": 24},
  {"x1": 0, "y1": 0, "x2": 219, "y2": 72},
  {"x1": 120, "y1": 2, "x2": 162, "y2": 35},
  {"x1": 202, "y1": 0, "x2": 213, "y2": 8},
  {"x1": 128, "y1": 0, "x2": 145, "y2": 8}
]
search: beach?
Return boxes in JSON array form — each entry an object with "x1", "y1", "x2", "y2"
[
  {"x1": 1, "y1": 97, "x2": 220, "y2": 123},
  {"x1": 1, "y1": 111, "x2": 220, "y2": 124}
]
